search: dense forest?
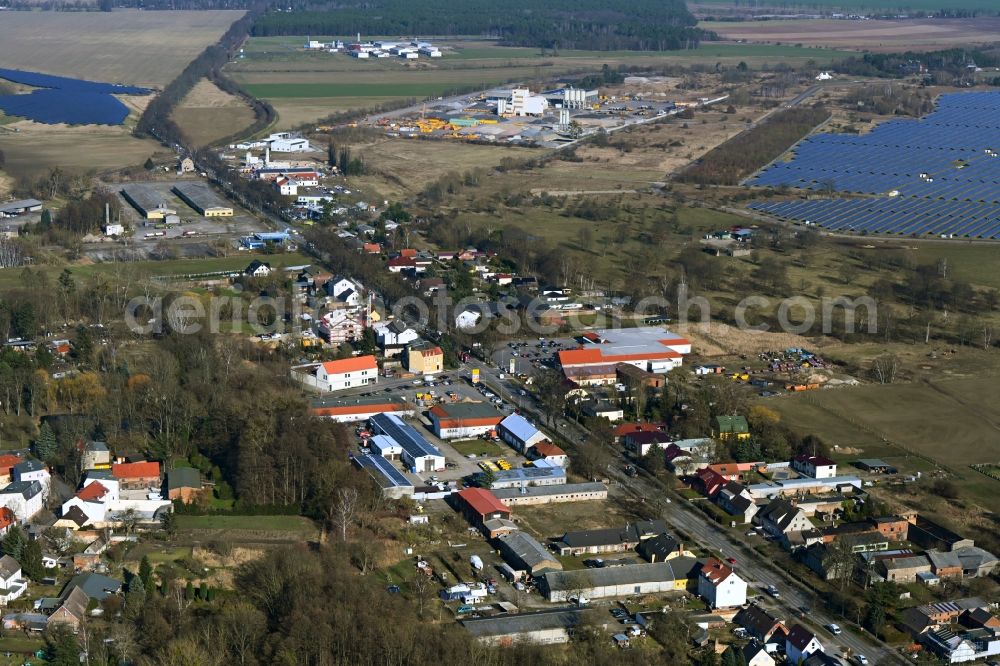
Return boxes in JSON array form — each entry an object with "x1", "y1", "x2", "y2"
[
  {"x1": 677, "y1": 105, "x2": 830, "y2": 186},
  {"x1": 253, "y1": 0, "x2": 711, "y2": 52}
]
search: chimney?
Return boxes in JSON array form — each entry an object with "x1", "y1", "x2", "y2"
[{"x1": 105, "y1": 203, "x2": 110, "y2": 226}]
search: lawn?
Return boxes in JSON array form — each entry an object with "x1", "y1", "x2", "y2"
[
  {"x1": 0, "y1": 252, "x2": 310, "y2": 291},
  {"x1": 450, "y1": 439, "x2": 507, "y2": 457},
  {"x1": 175, "y1": 514, "x2": 317, "y2": 532},
  {"x1": 245, "y1": 82, "x2": 482, "y2": 99}
]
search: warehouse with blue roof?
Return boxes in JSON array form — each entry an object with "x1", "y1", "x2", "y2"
[{"x1": 498, "y1": 413, "x2": 548, "y2": 453}]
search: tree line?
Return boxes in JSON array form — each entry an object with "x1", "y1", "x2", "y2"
[
  {"x1": 677, "y1": 105, "x2": 830, "y2": 186},
  {"x1": 253, "y1": 0, "x2": 711, "y2": 52}
]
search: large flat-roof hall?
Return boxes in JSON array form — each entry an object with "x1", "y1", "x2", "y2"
[{"x1": 171, "y1": 182, "x2": 233, "y2": 217}]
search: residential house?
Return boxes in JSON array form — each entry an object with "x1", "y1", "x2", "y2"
[
  {"x1": 579, "y1": 399, "x2": 624, "y2": 422},
  {"x1": 454, "y1": 488, "x2": 511, "y2": 536},
  {"x1": 0, "y1": 555, "x2": 26, "y2": 604},
  {"x1": 713, "y1": 415, "x2": 750, "y2": 441},
  {"x1": 613, "y1": 422, "x2": 665, "y2": 443},
  {"x1": 244, "y1": 260, "x2": 271, "y2": 277},
  {"x1": 637, "y1": 533, "x2": 690, "y2": 563},
  {"x1": 406, "y1": 340, "x2": 443, "y2": 375},
  {"x1": 60, "y1": 479, "x2": 119, "y2": 528},
  {"x1": 901, "y1": 598, "x2": 993, "y2": 637},
  {"x1": 664, "y1": 439, "x2": 716, "y2": 476},
  {"x1": 555, "y1": 520, "x2": 666, "y2": 556},
  {"x1": 374, "y1": 320, "x2": 419, "y2": 356},
  {"x1": 46, "y1": 587, "x2": 88, "y2": 632},
  {"x1": 81, "y1": 442, "x2": 111, "y2": 471},
  {"x1": 733, "y1": 604, "x2": 788, "y2": 645},
  {"x1": 165, "y1": 468, "x2": 202, "y2": 504},
  {"x1": 528, "y1": 442, "x2": 567, "y2": 468},
  {"x1": 497, "y1": 532, "x2": 562, "y2": 576},
  {"x1": 923, "y1": 627, "x2": 1000, "y2": 664},
  {"x1": 954, "y1": 546, "x2": 998, "y2": 578},
  {"x1": 792, "y1": 455, "x2": 837, "y2": 479},
  {"x1": 387, "y1": 256, "x2": 418, "y2": 273},
  {"x1": 0, "y1": 456, "x2": 20, "y2": 484},
  {"x1": 317, "y1": 311, "x2": 364, "y2": 344},
  {"x1": 62, "y1": 572, "x2": 122, "y2": 602},
  {"x1": 694, "y1": 468, "x2": 727, "y2": 498},
  {"x1": 716, "y1": 482, "x2": 759, "y2": 524},
  {"x1": 742, "y1": 643, "x2": 776, "y2": 666},
  {"x1": 325, "y1": 277, "x2": 364, "y2": 307},
  {"x1": 624, "y1": 430, "x2": 672, "y2": 457},
  {"x1": 785, "y1": 624, "x2": 824, "y2": 664},
  {"x1": 0, "y1": 508, "x2": 14, "y2": 538},
  {"x1": 498, "y1": 413, "x2": 548, "y2": 453},
  {"x1": 0, "y1": 481, "x2": 44, "y2": 522},
  {"x1": 112, "y1": 461, "x2": 160, "y2": 490},
  {"x1": 698, "y1": 558, "x2": 747, "y2": 609},
  {"x1": 13, "y1": 459, "x2": 50, "y2": 498},
  {"x1": 295, "y1": 355, "x2": 378, "y2": 392},
  {"x1": 454, "y1": 305, "x2": 484, "y2": 330},
  {"x1": 757, "y1": 498, "x2": 814, "y2": 537}
]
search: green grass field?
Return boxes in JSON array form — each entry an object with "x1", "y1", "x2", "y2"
[
  {"x1": 176, "y1": 514, "x2": 316, "y2": 532},
  {"x1": 450, "y1": 439, "x2": 507, "y2": 457},
  {"x1": 0, "y1": 252, "x2": 311, "y2": 291},
  {"x1": 244, "y1": 82, "x2": 475, "y2": 99}
]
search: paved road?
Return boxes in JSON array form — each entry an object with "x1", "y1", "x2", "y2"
[{"x1": 465, "y1": 356, "x2": 905, "y2": 666}]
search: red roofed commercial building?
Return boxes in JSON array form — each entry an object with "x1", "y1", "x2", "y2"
[
  {"x1": 310, "y1": 397, "x2": 416, "y2": 423},
  {"x1": 557, "y1": 327, "x2": 690, "y2": 386},
  {"x1": 292, "y1": 355, "x2": 378, "y2": 393},
  {"x1": 454, "y1": 488, "x2": 511, "y2": 533},
  {"x1": 428, "y1": 402, "x2": 503, "y2": 440},
  {"x1": 112, "y1": 461, "x2": 160, "y2": 489}
]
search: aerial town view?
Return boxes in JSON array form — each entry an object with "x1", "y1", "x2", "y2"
[{"x1": 1, "y1": 0, "x2": 1000, "y2": 663}]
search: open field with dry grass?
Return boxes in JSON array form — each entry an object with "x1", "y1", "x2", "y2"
[
  {"x1": 0, "y1": 10, "x2": 244, "y2": 87},
  {"x1": 0, "y1": 122, "x2": 164, "y2": 176},
  {"x1": 700, "y1": 18, "x2": 1000, "y2": 52},
  {"x1": 171, "y1": 78, "x2": 257, "y2": 147}
]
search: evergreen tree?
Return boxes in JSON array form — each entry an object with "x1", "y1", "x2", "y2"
[
  {"x1": 185, "y1": 580, "x2": 195, "y2": 600},
  {"x1": 144, "y1": 157, "x2": 156, "y2": 170},
  {"x1": 40, "y1": 209, "x2": 52, "y2": 228},
  {"x1": 2, "y1": 526, "x2": 26, "y2": 562},
  {"x1": 35, "y1": 422, "x2": 58, "y2": 462},
  {"x1": 45, "y1": 625, "x2": 80, "y2": 666},
  {"x1": 198, "y1": 581, "x2": 208, "y2": 600},
  {"x1": 125, "y1": 574, "x2": 146, "y2": 619},
  {"x1": 21, "y1": 539, "x2": 44, "y2": 581}
]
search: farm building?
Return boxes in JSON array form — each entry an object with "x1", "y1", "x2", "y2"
[
  {"x1": 555, "y1": 519, "x2": 666, "y2": 556},
  {"x1": 462, "y1": 608, "x2": 588, "y2": 646},
  {"x1": 540, "y1": 557, "x2": 699, "y2": 602},
  {"x1": 120, "y1": 185, "x2": 177, "y2": 220},
  {"x1": 497, "y1": 531, "x2": 562, "y2": 576},
  {"x1": 0, "y1": 199, "x2": 42, "y2": 217},
  {"x1": 171, "y1": 182, "x2": 233, "y2": 217},
  {"x1": 428, "y1": 402, "x2": 503, "y2": 439},
  {"x1": 492, "y1": 482, "x2": 607, "y2": 506},
  {"x1": 369, "y1": 413, "x2": 445, "y2": 474}
]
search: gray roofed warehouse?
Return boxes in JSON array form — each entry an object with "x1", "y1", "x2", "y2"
[
  {"x1": 171, "y1": 182, "x2": 233, "y2": 217},
  {"x1": 540, "y1": 557, "x2": 699, "y2": 602}
]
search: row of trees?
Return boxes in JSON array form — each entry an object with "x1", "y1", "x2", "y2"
[
  {"x1": 678, "y1": 105, "x2": 831, "y2": 185},
  {"x1": 253, "y1": 0, "x2": 708, "y2": 52}
]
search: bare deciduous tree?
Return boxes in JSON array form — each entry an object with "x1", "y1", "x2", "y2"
[
  {"x1": 330, "y1": 486, "x2": 359, "y2": 542},
  {"x1": 871, "y1": 354, "x2": 899, "y2": 385}
]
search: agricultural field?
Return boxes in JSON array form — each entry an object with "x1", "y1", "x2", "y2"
[
  {"x1": 171, "y1": 78, "x2": 258, "y2": 148},
  {"x1": 227, "y1": 36, "x2": 850, "y2": 128},
  {"x1": 0, "y1": 122, "x2": 164, "y2": 177},
  {"x1": 0, "y1": 10, "x2": 245, "y2": 87},
  {"x1": 700, "y1": 18, "x2": 1000, "y2": 52}
]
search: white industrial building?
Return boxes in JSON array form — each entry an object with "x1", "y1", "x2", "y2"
[
  {"x1": 497, "y1": 413, "x2": 548, "y2": 453},
  {"x1": 540, "y1": 558, "x2": 698, "y2": 602},
  {"x1": 265, "y1": 132, "x2": 311, "y2": 153},
  {"x1": 498, "y1": 88, "x2": 549, "y2": 117},
  {"x1": 370, "y1": 413, "x2": 445, "y2": 474}
]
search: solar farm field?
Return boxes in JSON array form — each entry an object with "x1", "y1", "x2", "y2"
[
  {"x1": 0, "y1": 68, "x2": 150, "y2": 125},
  {"x1": 0, "y1": 10, "x2": 245, "y2": 87},
  {"x1": 746, "y1": 91, "x2": 1000, "y2": 239}
]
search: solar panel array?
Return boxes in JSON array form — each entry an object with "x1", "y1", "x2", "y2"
[
  {"x1": 0, "y1": 68, "x2": 150, "y2": 126},
  {"x1": 356, "y1": 454, "x2": 413, "y2": 489},
  {"x1": 744, "y1": 92, "x2": 1000, "y2": 239}
]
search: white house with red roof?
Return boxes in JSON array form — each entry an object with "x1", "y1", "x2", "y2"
[
  {"x1": 60, "y1": 478, "x2": 120, "y2": 527},
  {"x1": 697, "y1": 557, "x2": 747, "y2": 609},
  {"x1": 293, "y1": 355, "x2": 378, "y2": 392},
  {"x1": 557, "y1": 327, "x2": 690, "y2": 386}
]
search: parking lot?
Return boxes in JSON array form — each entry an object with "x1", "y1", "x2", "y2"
[{"x1": 489, "y1": 336, "x2": 579, "y2": 376}]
